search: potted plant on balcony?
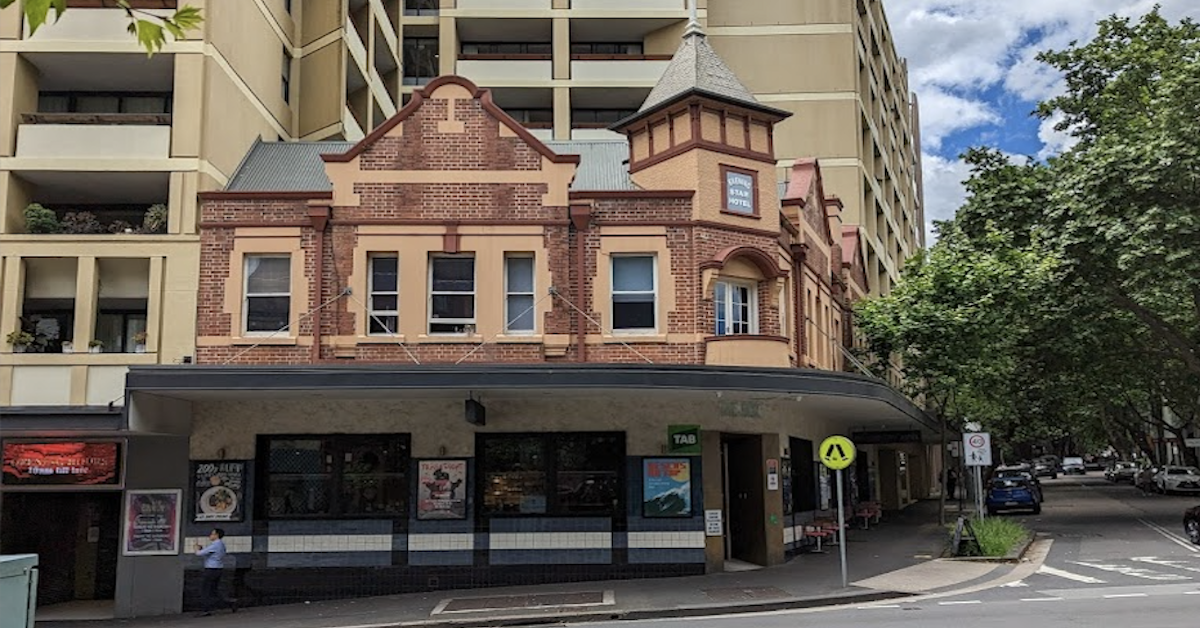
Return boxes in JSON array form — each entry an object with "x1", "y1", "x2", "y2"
[
  {"x1": 61, "y1": 211, "x2": 105, "y2": 235},
  {"x1": 61, "y1": 340, "x2": 75, "y2": 354},
  {"x1": 131, "y1": 331, "x2": 148, "y2": 354},
  {"x1": 143, "y1": 204, "x2": 168, "y2": 234},
  {"x1": 88, "y1": 340, "x2": 105, "y2": 354},
  {"x1": 6, "y1": 330, "x2": 34, "y2": 353},
  {"x1": 23, "y1": 203, "x2": 60, "y2": 234}
]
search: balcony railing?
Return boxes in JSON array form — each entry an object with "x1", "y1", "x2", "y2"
[
  {"x1": 15, "y1": 121, "x2": 171, "y2": 159},
  {"x1": 25, "y1": 6, "x2": 175, "y2": 41},
  {"x1": 570, "y1": 58, "x2": 671, "y2": 84},
  {"x1": 456, "y1": 59, "x2": 552, "y2": 83}
]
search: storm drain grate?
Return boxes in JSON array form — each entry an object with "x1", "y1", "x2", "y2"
[
  {"x1": 702, "y1": 586, "x2": 790, "y2": 602},
  {"x1": 434, "y1": 590, "x2": 613, "y2": 615}
]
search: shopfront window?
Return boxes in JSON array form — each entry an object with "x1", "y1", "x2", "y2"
[
  {"x1": 478, "y1": 433, "x2": 624, "y2": 517},
  {"x1": 259, "y1": 435, "x2": 410, "y2": 519}
]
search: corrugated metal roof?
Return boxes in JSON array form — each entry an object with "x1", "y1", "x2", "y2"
[
  {"x1": 225, "y1": 139, "x2": 635, "y2": 192},
  {"x1": 226, "y1": 140, "x2": 354, "y2": 192},
  {"x1": 545, "y1": 140, "x2": 634, "y2": 191}
]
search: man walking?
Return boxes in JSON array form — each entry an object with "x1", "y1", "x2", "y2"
[{"x1": 195, "y1": 528, "x2": 234, "y2": 616}]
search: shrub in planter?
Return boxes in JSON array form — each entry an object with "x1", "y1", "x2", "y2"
[
  {"x1": 24, "y1": 203, "x2": 60, "y2": 234},
  {"x1": 88, "y1": 340, "x2": 105, "y2": 354},
  {"x1": 6, "y1": 330, "x2": 34, "y2": 351},
  {"x1": 108, "y1": 220, "x2": 136, "y2": 234},
  {"x1": 61, "y1": 211, "x2": 105, "y2": 235},
  {"x1": 143, "y1": 204, "x2": 168, "y2": 234}
]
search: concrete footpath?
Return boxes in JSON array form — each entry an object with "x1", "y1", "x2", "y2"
[{"x1": 44, "y1": 501, "x2": 1007, "y2": 628}]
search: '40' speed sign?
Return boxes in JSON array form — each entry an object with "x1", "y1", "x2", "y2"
[{"x1": 963, "y1": 433, "x2": 992, "y2": 467}]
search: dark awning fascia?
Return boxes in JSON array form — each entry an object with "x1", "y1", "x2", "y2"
[{"x1": 126, "y1": 364, "x2": 937, "y2": 432}]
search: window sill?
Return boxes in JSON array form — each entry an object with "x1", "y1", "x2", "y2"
[
  {"x1": 720, "y1": 209, "x2": 761, "y2": 219},
  {"x1": 416, "y1": 334, "x2": 483, "y2": 344},
  {"x1": 357, "y1": 335, "x2": 408, "y2": 344},
  {"x1": 232, "y1": 336, "x2": 297, "y2": 346},
  {"x1": 603, "y1": 333, "x2": 667, "y2": 344}
]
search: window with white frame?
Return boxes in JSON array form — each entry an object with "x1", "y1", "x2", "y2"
[
  {"x1": 369, "y1": 255, "x2": 399, "y2": 334},
  {"x1": 429, "y1": 255, "x2": 475, "y2": 334},
  {"x1": 714, "y1": 280, "x2": 757, "y2": 335},
  {"x1": 505, "y1": 254, "x2": 535, "y2": 333},
  {"x1": 244, "y1": 255, "x2": 291, "y2": 334},
  {"x1": 611, "y1": 255, "x2": 656, "y2": 332}
]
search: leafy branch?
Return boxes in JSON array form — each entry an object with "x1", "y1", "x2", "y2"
[{"x1": 0, "y1": 0, "x2": 203, "y2": 54}]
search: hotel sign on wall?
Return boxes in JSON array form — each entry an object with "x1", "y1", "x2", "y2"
[
  {"x1": 2, "y1": 441, "x2": 122, "y2": 486},
  {"x1": 724, "y1": 169, "x2": 756, "y2": 214}
]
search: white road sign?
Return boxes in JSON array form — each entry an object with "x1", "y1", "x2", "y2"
[{"x1": 963, "y1": 432, "x2": 993, "y2": 467}]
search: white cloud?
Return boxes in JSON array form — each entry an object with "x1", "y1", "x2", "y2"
[
  {"x1": 919, "y1": 153, "x2": 971, "y2": 243},
  {"x1": 886, "y1": 0, "x2": 1200, "y2": 238}
]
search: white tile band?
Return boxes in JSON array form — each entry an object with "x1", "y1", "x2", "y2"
[
  {"x1": 267, "y1": 534, "x2": 392, "y2": 553},
  {"x1": 187, "y1": 536, "x2": 252, "y2": 554},
  {"x1": 626, "y1": 531, "x2": 705, "y2": 549},
  {"x1": 489, "y1": 532, "x2": 612, "y2": 550},
  {"x1": 408, "y1": 533, "x2": 475, "y2": 552}
]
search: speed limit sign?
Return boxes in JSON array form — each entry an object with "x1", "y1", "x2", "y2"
[{"x1": 963, "y1": 433, "x2": 992, "y2": 467}]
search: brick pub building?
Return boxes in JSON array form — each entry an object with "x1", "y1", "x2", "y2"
[{"x1": 118, "y1": 24, "x2": 939, "y2": 615}]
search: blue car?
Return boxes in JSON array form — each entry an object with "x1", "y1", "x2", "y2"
[{"x1": 986, "y1": 477, "x2": 1041, "y2": 515}]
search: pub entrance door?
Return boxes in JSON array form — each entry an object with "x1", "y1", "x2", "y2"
[{"x1": 0, "y1": 491, "x2": 121, "y2": 606}]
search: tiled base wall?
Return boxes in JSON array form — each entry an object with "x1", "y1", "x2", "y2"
[{"x1": 183, "y1": 456, "x2": 706, "y2": 609}]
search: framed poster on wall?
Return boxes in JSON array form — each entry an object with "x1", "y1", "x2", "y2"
[
  {"x1": 192, "y1": 461, "x2": 246, "y2": 522},
  {"x1": 642, "y1": 458, "x2": 692, "y2": 518},
  {"x1": 417, "y1": 459, "x2": 468, "y2": 520},
  {"x1": 122, "y1": 489, "x2": 182, "y2": 556}
]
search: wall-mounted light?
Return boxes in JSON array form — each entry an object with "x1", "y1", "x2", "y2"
[{"x1": 465, "y1": 395, "x2": 486, "y2": 426}]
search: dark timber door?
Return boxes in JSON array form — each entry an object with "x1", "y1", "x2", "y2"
[{"x1": 723, "y1": 435, "x2": 766, "y2": 565}]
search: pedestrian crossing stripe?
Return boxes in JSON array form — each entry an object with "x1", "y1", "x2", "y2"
[{"x1": 819, "y1": 435, "x2": 856, "y2": 470}]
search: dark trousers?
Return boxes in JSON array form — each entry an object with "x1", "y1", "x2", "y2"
[{"x1": 201, "y1": 569, "x2": 225, "y2": 612}]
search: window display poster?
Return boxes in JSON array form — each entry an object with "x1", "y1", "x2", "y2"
[
  {"x1": 643, "y1": 458, "x2": 692, "y2": 517},
  {"x1": 123, "y1": 489, "x2": 182, "y2": 556},
  {"x1": 417, "y1": 459, "x2": 468, "y2": 520},
  {"x1": 192, "y1": 461, "x2": 245, "y2": 522}
]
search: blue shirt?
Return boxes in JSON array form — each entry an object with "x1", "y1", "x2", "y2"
[{"x1": 196, "y1": 538, "x2": 227, "y2": 569}]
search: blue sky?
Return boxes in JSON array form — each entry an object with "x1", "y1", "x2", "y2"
[{"x1": 885, "y1": 0, "x2": 1200, "y2": 241}]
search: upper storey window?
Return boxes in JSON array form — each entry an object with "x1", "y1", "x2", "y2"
[{"x1": 612, "y1": 255, "x2": 656, "y2": 332}]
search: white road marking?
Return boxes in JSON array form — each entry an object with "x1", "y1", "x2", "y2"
[
  {"x1": 1131, "y1": 556, "x2": 1200, "y2": 573},
  {"x1": 1103, "y1": 593, "x2": 1148, "y2": 598},
  {"x1": 1068, "y1": 560, "x2": 1191, "y2": 582},
  {"x1": 1186, "y1": 591, "x2": 1200, "y2": 595},
  {"x1": 1138, "y1": 518, "x2": 1200, "y2": 553},
  {"x1": 1020, "y1": 597, "x2": 1064, "y2": 602},
  {"x1": 1037, "y1": 564, "x2": 1107, "y2": 584},
  {"x1": 938, "y1": 600, "x2": 982, "y2": 605},
  {"x1": 1001, "y1": 580, "x2": 1029, "y2": 588}
]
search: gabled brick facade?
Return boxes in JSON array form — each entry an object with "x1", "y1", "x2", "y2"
[{"x1": 196, "y1": 76, "x2": 855, "y2": 370}]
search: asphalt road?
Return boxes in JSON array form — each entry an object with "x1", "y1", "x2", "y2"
[{"x1": 565, "y1": 474, "x2": 1200, "y2": 628}]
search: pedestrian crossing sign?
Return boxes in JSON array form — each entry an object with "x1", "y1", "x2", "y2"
[{"x1": 820, "y1": 435, "x2": 856, "y2": 470}]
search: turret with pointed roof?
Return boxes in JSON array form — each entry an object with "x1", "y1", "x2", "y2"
[{"x1": 611, "y1": 16, "x2": 791, "y2": 229}]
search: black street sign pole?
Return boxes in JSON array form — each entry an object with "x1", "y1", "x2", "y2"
[{"x1": 836, "y1": 467, "x2": 848, "y2": 588}]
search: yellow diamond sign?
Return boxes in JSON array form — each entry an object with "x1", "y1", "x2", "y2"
[{"x1": 820, "y1": 435, "x2": 857, "y2": 470}]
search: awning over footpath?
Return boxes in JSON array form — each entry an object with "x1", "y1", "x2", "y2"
[{"x1": 124, "y1": 364, "x2": 938, "y2": 440}]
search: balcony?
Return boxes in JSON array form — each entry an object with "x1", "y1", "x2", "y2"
[
  {"x1": 457, "y1": 59, "x2": 552, "y2": 84},
  {"x1": 705, "y1": 335, "x2": 792, "y2": 368},
  {"x1": 570, "y1": 57, "x2": 671, "y2": 86},
  {"x1": 456, "y1": 0, "x2": 551, "y2": 10},
  {"x1": 16, "y1": 115, "x2": 171, "y2": 160},
  {"x1": 571, "y1": 0, "x2": 686, "y2": 11},
  {"x1": 23, "y1": 6, "x2": 176, "y2": 42}
]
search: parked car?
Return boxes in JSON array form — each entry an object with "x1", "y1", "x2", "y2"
[
  {"x1": 1154, "y1": 466, "x2": 1200, "y2": 494},
  {"x1": 1084, "y1": 458, "x2": 1105, "y2": 472},
  {"x1": 1185, "y1": 505, "x2": 1200, "y2": 544},
  {"x1": 994, "y1": 467, "x2": 1045, "y2": 502},
  {"x1": 986, "y1": 477, "x2": 1041, "y2": 515},
  {"x1": 1032, "y1": 460, "x2": 1059, "y2": 479},
  {"x1": 1105, "y1": 461, "x2": 1139, "y2": 483},
  {"x1": 1062, "y1": 457, "x2": 1087, "y2": 475}
]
